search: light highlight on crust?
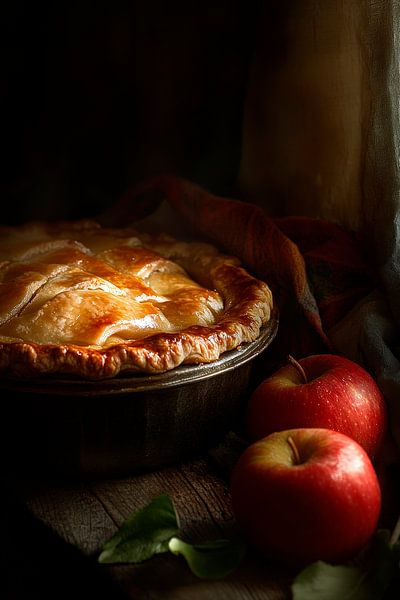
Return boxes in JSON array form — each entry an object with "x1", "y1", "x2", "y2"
[{"x1": 0, "y1": 220, "x2": 273, "y2": 379}]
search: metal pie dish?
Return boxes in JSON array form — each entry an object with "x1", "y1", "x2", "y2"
[{"x1": 1, "y1": 311, "x2": 278, "y2": 479}]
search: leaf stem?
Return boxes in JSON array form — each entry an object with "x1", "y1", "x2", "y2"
[{"x1": 288, "y1": 355, "x2": 308, "y2": 384}]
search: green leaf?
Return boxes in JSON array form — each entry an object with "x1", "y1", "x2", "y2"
[
  {"x1": 292, "y1": 524, "x2": 400, "y2": 600},
  {"x1": 98, "y1": 494, "x2": 180, "y2": 564},
  {"x1": 291, "y1": 561, "x2": 375, "y2": 600},
  {"x1": 168, "y1": 536, "x2": 246, "y2": 579}
]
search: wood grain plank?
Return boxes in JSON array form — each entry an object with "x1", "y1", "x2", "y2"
[{"x1": 16, "y1": 459, "x2": 292, "y2": 599}]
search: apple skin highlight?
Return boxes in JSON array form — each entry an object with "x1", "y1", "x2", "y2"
[
  {"x1": 230, "y1": 428, "x2": 382, "y2": 566},
  {"x1": 246, "y1": 354, "x2": 387, "y2": 459}
]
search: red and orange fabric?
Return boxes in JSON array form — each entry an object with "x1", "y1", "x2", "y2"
[{"x1": 104, "y1": 175, "x2": 375, "y2": 366}]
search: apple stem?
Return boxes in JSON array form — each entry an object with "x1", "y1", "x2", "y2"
[
  {"x1": 390, "y1": 514, "x2": 400, "y2": 546},
  {"x1": 287, "y1": 435, "x2": 301, "y2": 465},
  {"x1": 288, "y1": 355, "x2": 308, "y2": 384}
]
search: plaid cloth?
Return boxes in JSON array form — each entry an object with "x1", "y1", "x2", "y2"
[{"x1": 105, "y1": 176, "x2": 372, "y2": 353}]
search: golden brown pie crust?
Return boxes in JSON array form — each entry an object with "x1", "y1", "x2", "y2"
[{"x1": 0, "y1": 219, "x2": 273, "y2": 379}]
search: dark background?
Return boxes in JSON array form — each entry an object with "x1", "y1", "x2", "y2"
[{"x1": 1, "y1": 1, "x2": 278, "y2": 224}]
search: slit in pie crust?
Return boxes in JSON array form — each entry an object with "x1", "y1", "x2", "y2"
[{"x1": 0, "y1": 220, "x2": 273, "y2": 379}]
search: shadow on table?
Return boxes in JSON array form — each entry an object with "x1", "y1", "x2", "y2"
[{"x1": 2, "y1": 486, "x2": 128, "y2": 600}]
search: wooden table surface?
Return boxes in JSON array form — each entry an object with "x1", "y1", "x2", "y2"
[{"x1": 4, "y1": 450, "x2": 293, "y2": 599}]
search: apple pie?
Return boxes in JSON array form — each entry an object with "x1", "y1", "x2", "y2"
[{"x1": 0, "y1": 219, "x2": 273, "y2": 379}]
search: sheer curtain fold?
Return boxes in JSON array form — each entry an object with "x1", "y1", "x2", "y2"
[{"x1": 239, "y1": 0, "x2": 400, "y2": 448}]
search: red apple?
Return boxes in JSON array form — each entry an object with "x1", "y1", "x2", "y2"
[
  {"x1": 246, "y1": 354, "x2": 387, "y2": 459},
  {"x1": 230, "y1": 428, "x2": 381, "y2": 566}
]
